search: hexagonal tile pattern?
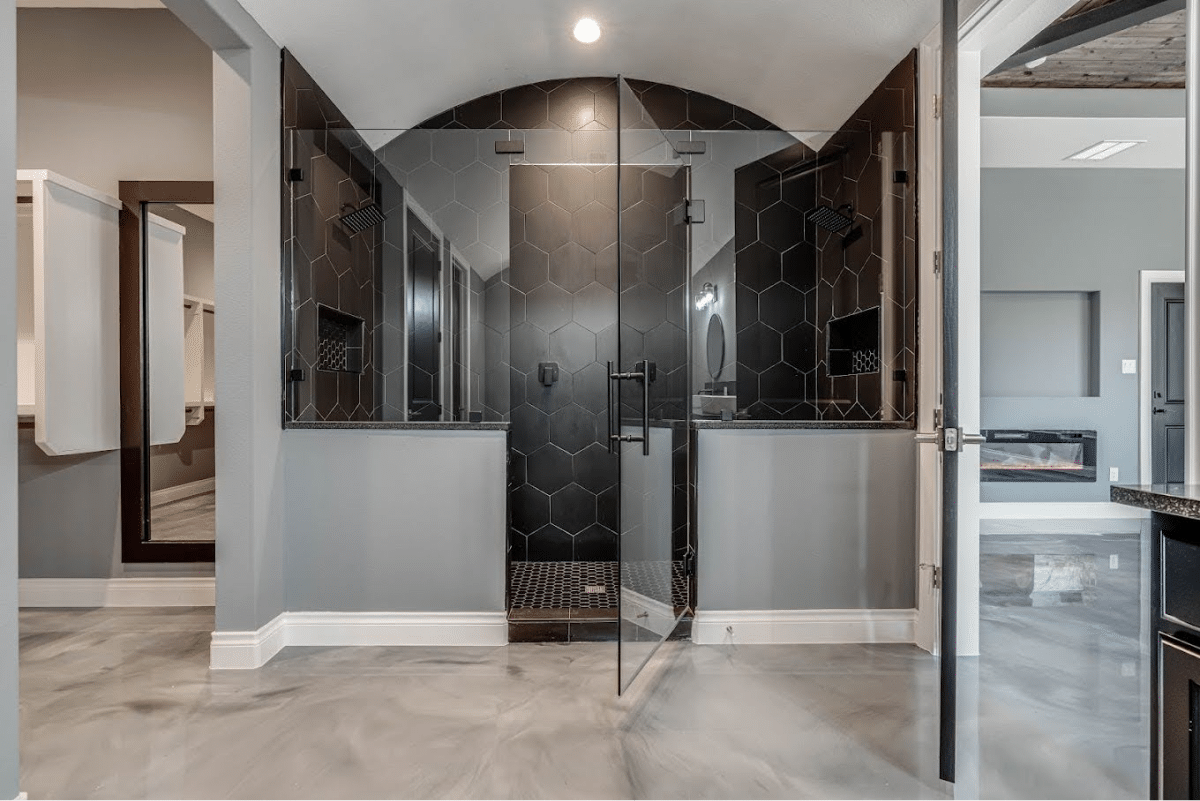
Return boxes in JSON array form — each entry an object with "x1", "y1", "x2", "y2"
[
  {"x1": 526, "y1": 283, "x2": 572, "y2": 333},
  {"x1": 510, "y1": 484, "x2": 550, "y2": 535},
  {"x1": 547, "y1": 81, "x2": 597, "y2": 131},
  {"x1": 570, "y1": 201, "x2": 617, "y2": 254},
  {"x1": 739, "y1": 322, "x2": 781, "y2": 372},
  {"x1": 509, "y1": 242, "x2": 549, "y2": 292},
  {"x1": 510, "y1": 322, "x2": 549, "y2": 367},
  {"x1": 572, "y1": 362, "x2": 610, "y2": 413},
  {"x1": 572, "y1": 282, "x2": 616, "y2": 334},
  {"x1": 407, "y1": 161, "x2": 455, "y2": 212},
  {"x1": 760, "y1": 282, "x2": 804, "y2": 332},
  {"x1": 525, "y1": 202, "x2": 571, "y2": 253},
  {"x1": 456, "y1": 161, "x2": 502, "y2": 213},
  {"x1": 510, "y1": 404, "x2": 550, "y2": 454},
  {"x1": 525, "y1": 369, "x2": 574, "y2": 413},
  {"x1": 621, "y1": 201, "x2": 665, "y2": 252},
  {"x1": 527, "y1": 444, "x2": 574, "y2": 494},
  {"x1": 620, "y1": 284, "x2": 666, "y2": 334},
  {"x1": 510, "y1": 167, "x2": 548, "y2": 213},
  {"x1": 550, "y1": 483, "x2": 595, "y2": 535},
  {"x1": 759, "y1": 201, "x2": 803, "y2": 253},
  {"x1": 431, "y1": 130, "x2": 479, "y2": 173},
  {"x1": 642, "y1": 242, "x2": 684, "y2": 292},
  {"x1": 550, "y1": 405, "x2": 597, "y2": 454},
  {"x1": 549, "y1": 323, "x2": 596, "y2": 373},
  {"x1": 548, "y1": 166, "x2": 595, "y2": 212},
  {"x1": 549, "y1": 242, "x2": 596, "y2": 293},
  {"x1": 573, "y1": 443, "x2": 615, "y2": 493}
]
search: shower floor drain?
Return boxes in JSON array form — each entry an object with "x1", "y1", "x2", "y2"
[{"x1": 583, "y1": 585, "x2": 606, "y2": 594}]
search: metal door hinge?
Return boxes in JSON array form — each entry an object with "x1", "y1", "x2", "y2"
[
  {"x1": 684, "y1": 199, "x2": 705, "y2": 225},
  {"x1": 933, "y1": 94, "x2": 942, "y2": 119},
  {"x1": 920, "y1": 563, "x2": 941, "y2": 589},
  {"x1": 675, "y1": 140, "x2": 707, "y2": 155},
  {"x1": 933, "y1": 250, "x2": 942, "y2": 275}
]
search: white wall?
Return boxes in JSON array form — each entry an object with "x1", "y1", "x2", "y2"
[
  {"x1": 17, "y1": 7, "x2": 213, "y2": 195},
  {"x1": 0, "y1": 1, "x2": 20, "y2": 792},
  {"x1": 15, "y1": 6, "x2": 215, "y2": 579}
]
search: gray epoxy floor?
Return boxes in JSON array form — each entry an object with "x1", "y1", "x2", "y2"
[
  {"x1": 150, "y1": 491, "x2": 215, "y2": 542},
  {"x1": 18, "y1": 519, "x2": 1149, "y2": 799}
]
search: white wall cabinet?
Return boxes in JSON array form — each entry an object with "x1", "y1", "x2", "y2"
[{"x1": 16, "y1": 170, "x2": 121, "y2": 456}]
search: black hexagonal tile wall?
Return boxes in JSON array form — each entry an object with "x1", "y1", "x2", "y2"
[
  {"x1": 550, "y1": 483, "x2": 595, "y2": 534},
  {"x1": 525, "y1": 369, "x2": 574, "y2": 413},
  {"x1": 511, "y1": 485, "x2": 550, "y2": 535},
  {"x1": 571, "y1": 201, "x2": 617, "y2": 255},
  {"x1": 526, "y1": 203, "x2": 571, "y2": 253},
  {"x1": 509, "y1": 242, "x2": 549, "y2": 292},
  {"x1": 527, "y1": 444, "x2": 574, "y2": 494},
  {"x1": 572, "y1": 283, "x2": 616, "y2": 334},
  {"x1": 550, "y1": 405, "x2": 597, "y2": 454},
  {"x1": 548, "y1": 166, "x2": 595, "y2": 212},
  {"x1": 549, "y1": 242, "x2": 596, "y2": 292},
  {"x1": 573, "y1": 443, "x2": 615, "y2": 493},
  {"x1": 760, "y1": 282, "x2": 804, "y2": 333},
  {"x1": 740, "y1": 323, "x2": 781, "y2": 372},
  {"x1": 549, "y1": 323, "x2": 596, "y2": 374},
  {"x1": 621, "y1": 284, "x2": 666, "y2": 334},
  {"x1": 511, "y1": 404, "x2": 550, "y2": 454},
  {"x1": 527, "y1": 283, "x2": 572, "y2": 333}
]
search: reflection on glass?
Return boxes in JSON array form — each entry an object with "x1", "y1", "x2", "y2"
[{"x1": 145, "y1": 202, "x2": 215, "y2": 543}]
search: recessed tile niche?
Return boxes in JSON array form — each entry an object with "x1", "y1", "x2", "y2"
[
  {"x1": 981, "y1": 290, "x2": 1101, "y2": 398},
  {"x1": 316, "y1": 305, "x2": 364, "y2": 374}
]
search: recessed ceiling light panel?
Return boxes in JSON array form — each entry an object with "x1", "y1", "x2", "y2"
[
  {"x1": 1066, "y1": 140, "x2": 1145, "y2": 161},
  {"x1": 574, "y1": 17, "x2": 601, "y2": 43}
]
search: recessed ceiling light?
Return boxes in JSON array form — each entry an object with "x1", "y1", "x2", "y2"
[
  {"x1": 1024, "y1": 56, "x2": 1048, "y2": 69},
  {"x1": 573, "y1": 17, "x2": 601, "y2": 43},
  {"x1": 1066, "y1": 140, "x2": 1145, "y2": 161}
]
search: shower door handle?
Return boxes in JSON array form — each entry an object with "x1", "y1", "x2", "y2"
[{"x1": 608, "y1": 362, "x2": 649, "y2": 455}]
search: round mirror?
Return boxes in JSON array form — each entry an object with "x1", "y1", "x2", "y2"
[{"x1": 706, "y1": 314, "x2": 725, "y2": 380}]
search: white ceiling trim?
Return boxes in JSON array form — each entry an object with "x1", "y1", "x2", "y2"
[
  {"x1": 982, "y1": 115, "x2": 1184, "y2": 169},
  {"x1": 239, "y1": 0, "x2": 938, "y2": 135},
  {"x1": 17, "y1": 1, "x2": 164, "y2": 7}
]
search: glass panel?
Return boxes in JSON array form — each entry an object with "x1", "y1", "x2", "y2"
[
  {"x1": 617, "y1": 78, "x2": 690, "y2": 693},
  {"x1": 145, "y1": 202, "x2": 215, "y2": 542}
]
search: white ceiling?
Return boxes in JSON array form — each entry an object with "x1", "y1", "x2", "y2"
[
  {"x1": 982, "y1": 89, "x2": 1185, "y2": 169},
  {"x1": 238, "y1": 0, "x2": 939, "y2": 134}
]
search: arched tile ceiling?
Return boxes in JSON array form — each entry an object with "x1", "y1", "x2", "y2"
[{"x1": 239, "y1": 0, "x2": 938, "y2": 134}]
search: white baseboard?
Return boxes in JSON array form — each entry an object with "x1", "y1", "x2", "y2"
[
  {"x1": 19, "y1": 577, "x2": 215, "y2": 608},
  {"x1": 210, "y1": 611, "x2": 508, "y2": 669},
  {"x1": 692, "y1": 609, "x2": 916, "y2": 646},
  {"x1": 210, "y1": 613, "x2": 287, "y2": 670},
  {"x1": 979, "y1": 501, "x2": 1149, "y2": 520},
  {"x1": 151, "y1": 476, "x2": 215, "y2": 507},
  {"x1": 620, "y1": 587, "x2": 678, "y2": 639}
]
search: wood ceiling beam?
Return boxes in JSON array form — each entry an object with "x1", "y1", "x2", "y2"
[{"x1": 988, "y1": 0, "x2": 1185, "y2": 75}]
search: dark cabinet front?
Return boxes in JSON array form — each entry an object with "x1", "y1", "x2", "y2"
[{"x1": 1161, "y1": 634, "x2": 1200, "y2": 799}]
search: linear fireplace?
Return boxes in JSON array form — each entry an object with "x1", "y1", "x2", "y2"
[{"x1": 980, "y1": 429, "x2": 1097, "y2": 483}]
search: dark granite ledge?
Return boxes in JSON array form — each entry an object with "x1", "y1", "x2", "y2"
[
  {"x1": 692, "y1": 420, "x2": 914, "y2": 430},
  {"x1": 286, "y1": 421, "x2": 510, "y2": 431},
  {"x1": 1111, "y1": 484, "x2": 1200, "y2": 519}
]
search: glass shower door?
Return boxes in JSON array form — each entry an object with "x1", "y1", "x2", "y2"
[{"x1": 615, "y1": 78, "x2": 691, "y2": 693}]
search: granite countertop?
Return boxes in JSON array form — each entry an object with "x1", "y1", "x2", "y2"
[
  {"x1": 286, "y1": 420, "x2": 510, "y2": 431},
  {"x1": 691, "y1": 419, "x2": 913, "y2": 430},
  {"x1": 1111, "y1": 484, "x2": 1200, "y2": 519}
]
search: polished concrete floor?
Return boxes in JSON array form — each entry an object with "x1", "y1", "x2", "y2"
[{"x1": 17, "y1": 519, "x2": 1149, "y2": 799}]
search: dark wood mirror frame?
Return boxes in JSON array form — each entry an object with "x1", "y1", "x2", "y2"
[{"x1": 119, "y1": 181, "x2": 215, "y2": 563}]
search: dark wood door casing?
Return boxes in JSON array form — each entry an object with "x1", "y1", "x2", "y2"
[{"x1": 118, "y1": 180, "x2": 215, "y2": 563}]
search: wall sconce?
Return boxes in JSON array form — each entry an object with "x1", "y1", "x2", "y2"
[{"x1": 695, "y1": 282, "x2": 717, "y2": 311}]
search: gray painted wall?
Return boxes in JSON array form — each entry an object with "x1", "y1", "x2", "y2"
[
  {"x1": 697, "y1": 429, "x2": 916, "y2": 610},
  {"x1": 1, "y1": 2, "x2": 21, "y2": 794},
  {"x1": 981, "y1": 168, "x2": 1184, "y2": 501},
  {"x1": 283, "y1": 430, "x2": 506, "y2": 612},
  {"x1": 164, "y1": 0, "x2": 286, "y2": 632}
]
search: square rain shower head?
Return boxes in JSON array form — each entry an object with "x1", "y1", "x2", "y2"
[
  {"x1": 805, "y1": 204, "x2": 855, "y2": 233},
  {"x1": 339, "y1": 203, "x2": 386, "y2": 234}
]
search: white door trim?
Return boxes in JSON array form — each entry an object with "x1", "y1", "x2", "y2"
[{"x1": 1139, "y1": 269, "x2": 1186, "y2": 484}]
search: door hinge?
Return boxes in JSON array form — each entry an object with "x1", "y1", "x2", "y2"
[
  {"x1": 920, "y1": 563, "x2": 941, "y2": 589},
  {"x1": 933, "y1": 94, "x2": 942, "y2": 119},
  {"x1": 933, "y1": 250, "x2": 942, "y2": 275},
  {"x1": 684, "y1": 199, "x2": 705, "y2": 225}
]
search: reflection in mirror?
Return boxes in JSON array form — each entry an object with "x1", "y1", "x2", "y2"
[
  {"x1": 706, "y1": 314, "x2": 725, "y2": 380},
  {"x1": 145, "y1": 202, "x2": 215, "y2": 542}
]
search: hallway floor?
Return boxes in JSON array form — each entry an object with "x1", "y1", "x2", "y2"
[{"x1": 18, "y1": 518, "x2": 1147, "y2": 799}]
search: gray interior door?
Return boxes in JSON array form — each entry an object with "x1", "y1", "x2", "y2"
[{"x1": 1152, "y1": 282, "x2": 1185, "y2": 484}]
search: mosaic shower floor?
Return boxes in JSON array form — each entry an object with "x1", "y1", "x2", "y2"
[{"x1": 508, "y1": 560, "x2": 688, "y2": 621}]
